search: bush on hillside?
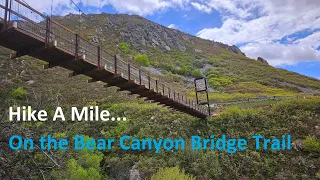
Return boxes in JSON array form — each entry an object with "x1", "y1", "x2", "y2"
[
  {"x1": 151, "y1": 166, "x2": 195, "y2": 180},
  {"x1": 11, "y1": 87, "x2": 27, "y2": 99},
  {"x1": 304, "y1": 136, "x2": 320, "y2": 153},
  {"x1": 191, "y1": 69, "x2": 203, "y2": 78},
  {"x1": 119, "y1": 42, "x2": 130, "y2": 53},
  {"x1": 135, "y1": 54, "x2": 150, "y2": 67}
]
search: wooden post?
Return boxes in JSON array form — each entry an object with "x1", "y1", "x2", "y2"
[
  {"x1": 205, "y1": 78, "x2": 211, "y2": 116},
  {"x1": 168, "y1": 88, "x2": 171, "y2": 98},
  {"x1": 148, "y1": 76, "x2": 151, "y2": 89},
  {"x1": 194, "y1": 79, "x2": 199, "y2": 105}
]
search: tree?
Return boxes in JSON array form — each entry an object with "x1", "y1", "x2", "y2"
[{"x1": 135, "y1": 54, "x2": 150, "y2": 67}]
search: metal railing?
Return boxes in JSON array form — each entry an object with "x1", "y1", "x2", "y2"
[{"x1": 0, "y1": 0, "x2": 209, "y2": 117}]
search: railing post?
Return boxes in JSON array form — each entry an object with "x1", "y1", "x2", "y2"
[
  {"x1": 156, "y1": 80, "x2": 158, "y2": 93},
  {"x1": 114, "y1": 55, "x2": 118, "y2": 75},
  {"x1": 45, "y1": 17, "x2": 50, "y2": 46},
  {"x1": 128, "y1": 64, "x2": 131, "y2": 80},
  {"x1": 148, "y1": 76, "x2": 151, "y2": 89},
  {"x1": 75, "y1": 34, "x2": 79, "y2": 60},
  {"x1": 168, "y1": 88, "x2": 171, "y2": 98},
  {"x1": 139, "y1": 70, "x2": 141, "y2": 86},
  {"x1": 97, "y1": 46, "x2": 101, "y2": 69},
  {"x1": 162, "y1": 84, "x2": 164, "y2": 95}
]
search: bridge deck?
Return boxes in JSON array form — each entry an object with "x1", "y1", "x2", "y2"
[{"x1": 0, "y1": 0, "x2": 209, "y2": 118}]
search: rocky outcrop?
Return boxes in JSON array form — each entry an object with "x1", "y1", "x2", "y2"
[
  {"x1": 212, "y1": 42, "x2": 245, "y2": 56},
  {"x1": 60, "y1": 13, "x2": 246, "y2": 55},
  {"x1": 257, "y1": 57, "x2": 269, "y2": 65}
]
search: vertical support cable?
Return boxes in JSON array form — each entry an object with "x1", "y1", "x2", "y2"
[
  {"x1": 4, "y1": 0, "x2": 9, "y2": 30},
  {"x1": 8, "y1": 0, "x2": 12, "y2": 23}
]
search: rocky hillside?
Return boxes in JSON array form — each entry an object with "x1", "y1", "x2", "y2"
[
  {"x1": 61, "y1": 13, "x2": 244, "y2": 55},
  {"x1": 52, "y1": 13, "x2": 320, "y2": 102}
]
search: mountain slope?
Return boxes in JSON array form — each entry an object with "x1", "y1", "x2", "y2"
[{"x1": 52, "y1": 13, "x2": 320, "y2": 102}]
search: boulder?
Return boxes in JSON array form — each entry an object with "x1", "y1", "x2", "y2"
[{"x1": 257, "y1": 57, "x2": 269, "y2": 65}]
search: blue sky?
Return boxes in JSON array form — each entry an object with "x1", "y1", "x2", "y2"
[{"x1": 25, "y1": 0, "x2": 320, "y2": 79}]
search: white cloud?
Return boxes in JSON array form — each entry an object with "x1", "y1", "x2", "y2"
[
  {"x1": 191, "y1": 0, "x2": 259, "y2": 18},
  {"x1": 168, "y1": 24, "x2": 178, "y2": 29},
  {"x1": 24, "y1": 0, "x2": 190, "y2": 16},
  {"x1": 191, "y1": 2, "x2": 212, "y2": 13},
  {"x1": 241, "y1": 42, "x2": 320, "y2": 66},
  {"x1": 196, "y1": 0, "x2": 320, "y2": 66}
]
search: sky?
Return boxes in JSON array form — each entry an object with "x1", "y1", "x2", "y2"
[{"x1": 22, "y1": 0, "x2": 320, "y2": 79}]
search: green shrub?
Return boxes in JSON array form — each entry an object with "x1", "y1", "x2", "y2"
[
  {"x1": 135, "y1": 54, "x2": 150, "y2": 67},
  {"x1": 178, "y1": 66, "x2": 193, "y2": 75},
  {"x1": 11, "y1": 87, "x2": 27, "y2": 99},
  {"x1": 304, "y1": 136, "x2": 320, "y2": 153},
  {"x1": 208, "y1": 77, "x2": 233, "y2": 89},
  {"x1": 151, "y1": 166, "x2": 195, "y2": 180},
  {"x1": 191, "y1": 69, "x2": 203, "y2": 78},
  {"x1": 119, "y1": 42, "x2": 130, "y2": 53}
]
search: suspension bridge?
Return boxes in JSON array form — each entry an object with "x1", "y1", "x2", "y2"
[{"x1": 0, "y1": 0, "x2": 210, "y2": 118}]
